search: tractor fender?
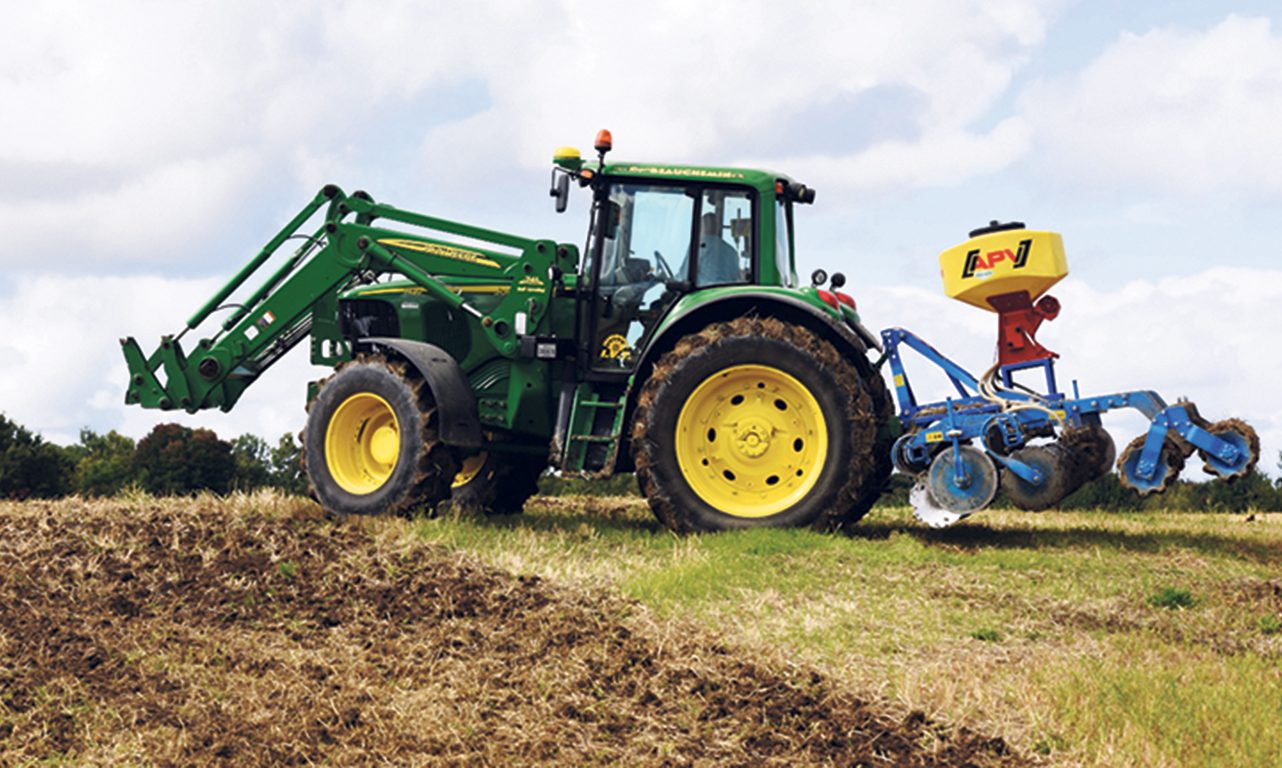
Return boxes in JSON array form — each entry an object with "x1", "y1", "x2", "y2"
[
  {"x1": 361, "y1": 337, "x2": 483, "y2": 449},
  {"x1": 637, "y1": 291, "x2": 876, "y2": 382},
  {"x1": 615, "y1": 291, "x2": 879, "y2": 472}
]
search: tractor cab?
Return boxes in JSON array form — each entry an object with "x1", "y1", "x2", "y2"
[
  {"x1": 550, "y1": 133, "x2": 811, "y2": 377},
  {"x1": 548, "y1": 132, "x2": 826, "y2": 476}
]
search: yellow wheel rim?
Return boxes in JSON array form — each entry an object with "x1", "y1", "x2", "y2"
[
  {"x1": 675, "y1": 364, "x2": 828, "y2": 517},
  {"x1": 452, "y1": 452, "x2": 488, "y2": 489},
  {"x1": 324, "y1": 392, "x2": 401, "y2": 494}
]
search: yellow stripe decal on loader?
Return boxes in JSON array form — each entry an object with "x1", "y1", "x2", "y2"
[{"x1": 377, "y1": 238, "x2": 501, "y2": 269}]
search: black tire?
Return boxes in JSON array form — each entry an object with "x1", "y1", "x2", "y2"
[
  {"x1": 844, "y1": 363, "x2": 895, "y2": 526},
  {"x1": 303, "y1": 355, "x2": 458, "y2": 516},
  {"x1": 631, "y1": 317, "x2": 878, "y2": 533},
  {"x1": 1001, "y1": 444, "x2": 1070, "y2": 511},
  {"x1": 449, "y1": 451, "x2": 546, "y2": 515}
]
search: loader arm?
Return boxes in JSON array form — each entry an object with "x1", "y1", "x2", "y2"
[{"x1": 121, "y1": 185, "x2": 563, "y2": 413}]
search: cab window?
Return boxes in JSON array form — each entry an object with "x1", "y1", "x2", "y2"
[
  {"x1": 774, "y1": 198, "x2": 795, "y2": 287},
  {"x1": 693, "y1": 189, "x2": 753, "y2": 287},
  {"x1": 590, "y1": 183, "x2": 693, "y2": 371}
]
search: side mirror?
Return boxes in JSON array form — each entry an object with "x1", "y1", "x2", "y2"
[{"x1": 550, "y1": 171, "x2": 570, "y2": 213}]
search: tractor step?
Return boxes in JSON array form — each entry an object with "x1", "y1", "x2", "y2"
[{"x1": 560, "y1": 383, "x2": 628, "y2": 474}]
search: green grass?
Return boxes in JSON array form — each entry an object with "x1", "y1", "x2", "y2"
[
  {"x1": 1147, "y1": 586, "x2": 1195, "y2": 609},
  {"x1": 411, "y1": 499, "x2": 1282, "y2": 767}
]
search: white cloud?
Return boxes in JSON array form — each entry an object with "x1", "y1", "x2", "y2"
[
  {"x1": 0, "y1": 150, "x2": 259, "y2": 266},
  {"x1": 0, "y1": 274, "x2": 321, "y2": 445},
  {"x1": 0, "y1": 1, "x2": 1062, "y2": 269},
  {"x1": 0, "y1": 0, "x2": 1070, "y2": 275},
  {"x1": 774, "y1": 117, "x2": 1032, "y2": 192},
  {"x1": 1020, "y1": 15, "x2": 1282, "y2": 193},
  {"x1": 417, "y1": 1, "x2": 1062, "y2": 182},
  {"x1": 859, "y1": 266, "x2": 1282, "y2": 478}
]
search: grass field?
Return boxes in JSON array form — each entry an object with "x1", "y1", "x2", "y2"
[
  {"x1": 415, "y1": 496, "x2": 1282, "y2": 767},
  {"x1": 1, "y1": 493, "x2": 1278, "y2": 766}
]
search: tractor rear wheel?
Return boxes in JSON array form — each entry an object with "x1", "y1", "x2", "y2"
[
  {"x1": 845, "y1": 362, "x2": 894, "y2": 526},
  {"x1": 449, "y1": 451, "x2": 546, "y2": 515},
  {"x1": 632, "y1": 317, "x2": 877, "y2": 533},
  {"x1": 303, "y1": 356, "x2": 458, "y2": 516}
]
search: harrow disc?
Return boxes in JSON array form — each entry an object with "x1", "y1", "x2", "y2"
[
  {"x1": 1199, "y1": 418, "x2": 1260, "y2": 480},
  {"x1": 1117, "y1": 434, "x2": 1185, "y2": 496}
]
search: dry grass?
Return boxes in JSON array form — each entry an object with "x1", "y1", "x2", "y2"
[
  {"x1": 412, "y1": 496, "x2": 1282, "y2": 767},
  {"x1": 0, "y1": 493, "x2": 1020, "y2": 767}
]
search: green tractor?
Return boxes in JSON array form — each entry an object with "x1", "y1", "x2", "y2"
[{"x1": 121, "y1": 130, "x2": 895, "y2": 532}]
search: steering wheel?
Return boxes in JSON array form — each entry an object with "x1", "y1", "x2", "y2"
[{"x1": 652, "y1": 250, "x2": 675, "y2": 281}]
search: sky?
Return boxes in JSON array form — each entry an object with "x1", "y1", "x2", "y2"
[{"x1": 1, "y1": 1, "x2": 1279, "y2": 477}]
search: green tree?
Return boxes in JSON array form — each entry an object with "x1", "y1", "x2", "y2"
[
  {"x1": 71, "y1": 429, "x2": 137, "y2": 496},
  {"x1": 268, "y1": 432, "x2": 307, "y2": 495},
  {"x1": 231, "y1": 433, "x2": 272, "y2": 491},
  {"x1": 0, "y1": 414, "x2": 74, "y2": 499},
  {"x1": 133, "y1": 423, "x2": 235, "y2": 495},
  {"x1": 1201, "y1": 469, "x2": 1281, "y2": 512}
]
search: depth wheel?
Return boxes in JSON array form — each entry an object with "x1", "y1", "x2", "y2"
[
  {"x1": 1117, "y1": 434, "x2": 1184, "y2": 496},
  {"x1": 1001, "y1": 444, "x2": 1071, "y2": 511},
  {"x1": 924, "y1": 445, "x2": 998, "y2": 515},
  {"x1": 632, "y1": 317, "x2": 877, "y2": 533},
  {"x1": 450, "y1": 451, "x2": 546, "y2": 515},
  {"x1": 304, "y1": 356, "x2": 458, "y2": 515}
]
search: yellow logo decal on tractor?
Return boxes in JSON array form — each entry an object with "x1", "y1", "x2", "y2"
[
  {"x1": 599, "y1": 333, "x2": 632, "y2": 361},
  {"x1": 378, "y1": 238, "x2": 501, "y2": 269},
  {"x1": 516, "y1": 274, "x2": 547, "y2": 294},
  {"x1": 893, "y1": 373, "x2": 905, "y2": 387},
  {"x1": 618, "y1": 165, "x2": 745, "y2": 180},
  {"x1": 925, "y1": 431, "x2": 943, "y2": 443}
]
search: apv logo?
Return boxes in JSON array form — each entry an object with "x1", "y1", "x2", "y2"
[{"x1": 962, "y1": 238, "x2": 1033, "y2": 278}]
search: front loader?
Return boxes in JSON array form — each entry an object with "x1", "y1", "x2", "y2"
[{"x1": 122, "y1": 131, "x2": 895, "y2": 532}]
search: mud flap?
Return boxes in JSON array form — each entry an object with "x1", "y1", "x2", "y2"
[{"x1": 361, "y1": 337, "x2": 482, "y2": 449}]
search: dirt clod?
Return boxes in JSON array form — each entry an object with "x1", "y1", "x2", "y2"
[{"x1": 0, "y1": 497, "x2": 1026, "y2": 766}]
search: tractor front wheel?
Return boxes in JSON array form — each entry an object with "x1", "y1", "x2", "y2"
[
  {"x1": 632, "y1": 317, "x2": 877, "y2": 533},
  {"x1": 304, "y1": 356, "x2": 458, "y2": 516}
]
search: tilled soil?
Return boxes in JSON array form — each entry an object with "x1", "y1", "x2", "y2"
[{"x1": 0, "y1": 497, "x2": 1025, "y2": 766}]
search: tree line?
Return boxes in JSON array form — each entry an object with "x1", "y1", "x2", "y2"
[
  {"x1": 2, "y1": 411, "x2": 1281, "y2": 511},
  {"x1": 0, "y1": 414, "x2": 306, "y2": 499}
]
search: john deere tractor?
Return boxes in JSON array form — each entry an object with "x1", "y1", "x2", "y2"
[{"x1": 121, "y1": 130, "x2": 894, "y2": 532}]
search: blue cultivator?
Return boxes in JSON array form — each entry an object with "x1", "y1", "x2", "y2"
[{"x1": 883, "y1": 222, "x2": 1259, "y2": 527}]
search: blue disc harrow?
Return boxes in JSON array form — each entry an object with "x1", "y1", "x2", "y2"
[{"x1": 881, "y1": 327, "x2": 1260, "y2": 527}]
